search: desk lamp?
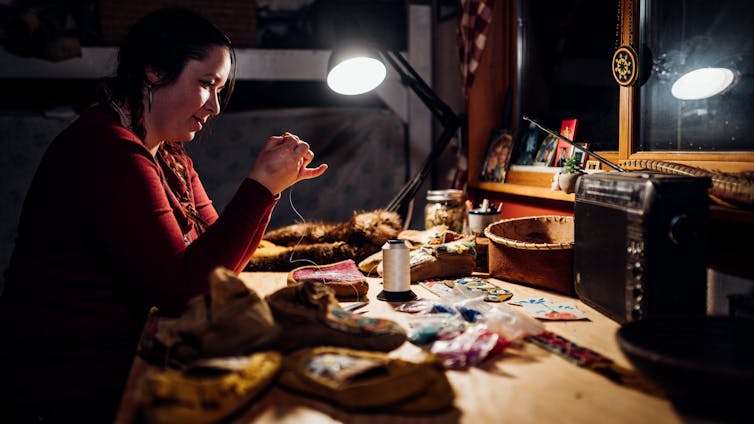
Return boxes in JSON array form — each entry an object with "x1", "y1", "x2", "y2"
[{"x1": 326, "y1": 47, "x2": 463, "y2": 215}]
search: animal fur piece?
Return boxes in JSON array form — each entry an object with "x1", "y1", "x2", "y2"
[
  {"x1": 620, "y1": 159, "x2": 754, "y2": 208},
  {"x1": 247, "y1": 210, "x2": 402, "y2": 272}
]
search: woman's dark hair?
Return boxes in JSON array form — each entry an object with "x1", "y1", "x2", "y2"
[
  {"x1": 106, "y1": 8, "x2": 236, "y2": 137},
  {"x1": 104, "y1": 8, "x2": 236, "y2": 236}
]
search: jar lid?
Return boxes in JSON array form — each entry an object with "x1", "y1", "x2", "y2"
[{"x1": 426, "y1": 189, "x2": 465, "y2": 201}]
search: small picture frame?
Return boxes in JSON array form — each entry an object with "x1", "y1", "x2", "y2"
[
  {"x1": 533, "y1": 134, "x2": 558, "y2": 166},
  {"x1": 553, "y1": 119, "x2": 578, "y2": 167},
  {"x1": 571, "y1": 143, "x2": 590, "y2": 168},
  {"x1": 554, "y1": 144, "x2": 572, "y2": 168},
  {"x1": 586, "y1": 160, "x2": 601, "y2": 171},
  {"x1": 480, "y1": 131, "x2": 514, "y2": 182}
]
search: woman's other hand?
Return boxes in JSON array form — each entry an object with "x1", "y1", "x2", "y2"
[{"x1": 247, "y1": 132, "x2": 328, "y2": 195}]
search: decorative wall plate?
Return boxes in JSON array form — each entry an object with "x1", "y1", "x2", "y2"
[{"x1": 612, "y1": 45, "x2": 638, "y2": 86}]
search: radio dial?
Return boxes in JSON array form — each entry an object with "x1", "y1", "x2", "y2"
[
  {"x1": 632, "y1": 285, "x2": 644, "y2": 299},
  {"x1": 669, "y1": 214, "x2": 697, "y2": 246},
  {"x1": 631, "y1": 306, "x2": 644, "y2": 321},
  {"x1": 631, "y1": 263, "x2": 644, "y2": 280}
]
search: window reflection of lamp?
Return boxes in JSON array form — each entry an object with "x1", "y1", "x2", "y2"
[
  {"x1": 326, "y1": 46, "x2": 462, "y2": 217},
  {"x1": 657, "y1": 36, "x2": 740, "y2": 100},
  {"x1": 671, "y1": 67, "x2": 737, "y2": 100}
]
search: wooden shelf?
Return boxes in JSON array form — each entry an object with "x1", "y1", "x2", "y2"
[
  {"x1": 474, "y1": 181, "x2": 575, "y2": 201},
  {"x1": 710, "y1": 205, "x2": 754, "y2": 225},
  {"x1": 471, "y1": 166, "x2": 575, "y2": 202}
]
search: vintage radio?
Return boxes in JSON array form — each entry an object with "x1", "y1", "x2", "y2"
[{"x1": 574, "y1": 172, "x2": 711, "y2": 323}]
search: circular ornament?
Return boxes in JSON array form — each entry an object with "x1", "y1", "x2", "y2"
[{"x1": 612, "y1": 45, "x2": 638, "y2": 86}]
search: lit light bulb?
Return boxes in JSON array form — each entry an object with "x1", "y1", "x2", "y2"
[
  {"x1": 671, "y1": 67, "x2": 736, "y2": 100},
  {"x1": 326, "y1": 57, "x2": 387, "y2": 95}
]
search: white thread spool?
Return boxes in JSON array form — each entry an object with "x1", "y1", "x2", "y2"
[{"x1": 378, "y1": 239, "x2": 416, "y2": 302}]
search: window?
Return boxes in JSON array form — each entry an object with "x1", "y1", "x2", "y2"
[
  {"x1": 639, "y1": 0, "x2": 753, "y2": 152},
  {"x1": 516, "y1": 0, "x2": 620, "y2": 156}
]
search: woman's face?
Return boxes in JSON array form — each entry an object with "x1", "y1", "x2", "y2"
[{"x1": 145, "y1": 46, "x2": 231, "y2": 144}]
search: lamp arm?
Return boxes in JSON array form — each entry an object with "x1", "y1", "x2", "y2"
[
  {"x1": 386, "y1": 120, "x2": 460, "y2": 212},
  {"x1": 380, "y1": 50, "x2": 457, "y2": 127},
  {"x1": 377, "y1": 49, "x2": 463, "y2": 214}
]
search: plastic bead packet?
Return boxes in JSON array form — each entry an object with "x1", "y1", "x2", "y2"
[
  {"x1": 430, "y1": 324, "x2": 509, "y2": 369},
  {"x1": 395, "y1": 299, "x2": 457, "y2": 315},
  {"x1": 406, "y1": 313, "x2": 466, "y2": 345}
]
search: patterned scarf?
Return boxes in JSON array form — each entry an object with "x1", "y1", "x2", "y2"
[{"x1": 157, "y1": 142, "x2": 209, "y2": 239}]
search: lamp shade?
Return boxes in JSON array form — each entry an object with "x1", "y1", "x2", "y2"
[{"x1": 326, "y1": 48, "x2": 387, "y2": 95}]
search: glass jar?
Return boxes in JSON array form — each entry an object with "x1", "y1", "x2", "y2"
[{"x1": 424, "y1": 189, "x2": 466, "y2": 233}]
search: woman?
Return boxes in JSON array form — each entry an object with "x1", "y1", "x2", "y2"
[{"x1": 0, "y1": 8, "x2": 327, "y2": 422}]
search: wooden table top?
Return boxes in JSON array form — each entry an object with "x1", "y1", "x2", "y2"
[{"x1": 115, "y1": 272, "x2": 683, "y2": 424}]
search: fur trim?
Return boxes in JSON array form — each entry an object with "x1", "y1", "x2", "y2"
[{"x1": 247, "y1": 210, "x2": 402, "y2": 272}]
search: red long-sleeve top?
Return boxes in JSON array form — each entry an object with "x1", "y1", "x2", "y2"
[{"x1": 0, "y1": 104, "x2": 278, "y2": 419}]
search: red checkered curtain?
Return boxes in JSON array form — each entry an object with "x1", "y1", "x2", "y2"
[{"x1": 458, "y1": 0, "x2": 495, "y2": 97}]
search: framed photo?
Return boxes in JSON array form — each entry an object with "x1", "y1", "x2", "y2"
[
  {"x1": 571, "y1": 143, "x2": 590, "y2": 168},
  {"x1": 533, "y1": 134, "x2": 558, "y2": 166},
  {"x1": 480, "y1": 131, "x2": 514, "y2": 182},
  {"x1": 554, "y1": 143, "x2": 572, "y2": 168},
  {"x1": 554, "y1": 119, "x2": 578, "y2": 167}
]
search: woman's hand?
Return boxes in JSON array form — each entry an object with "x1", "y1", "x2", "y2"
[{"x1": 247, "y1": 132, "x2": 328, "y2": 195}]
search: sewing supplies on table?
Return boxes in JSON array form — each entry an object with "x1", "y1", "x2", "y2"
[{"x1": 377, "y1": 239, "x2": 417, "y2": 302}]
